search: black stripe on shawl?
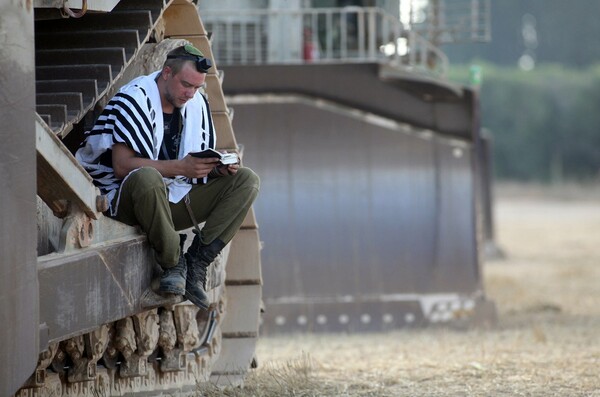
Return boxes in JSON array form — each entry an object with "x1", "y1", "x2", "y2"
[
  {"x1": 86, "y1": 128, "x2": 110, "y2": 137},
  {"x1": 100, "y1": 107, "x2": 146, "y2": 151},
  {"x1": 111, "y1": 93, "x2": 154, "y2": 154},
  {"x1": 100, "y1": 110, "x2": 150, "y2": 158},
  {"x1": 89, "y1": 171, "x2": 114, "y2": 181},
  {"x1": 98, "y1": 149, "x2": 112, "y2": 168},
  {"x1": 115, "y1": 92, "x2": 153, "y2": 133},
  {"x1": 99, "y1": 106, "x2": 152, "y2": 158},
  {"x1": 199, "y1": 94, "x2": 215, "y2": 149}
]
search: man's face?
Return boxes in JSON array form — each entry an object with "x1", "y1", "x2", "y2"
[{"x1": 164, "y1": 62, "x2": 206, "y2": 108}]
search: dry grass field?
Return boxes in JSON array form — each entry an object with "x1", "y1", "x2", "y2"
[{"x1": 202, "y1": 183, "x2": 600, "y2": 397}]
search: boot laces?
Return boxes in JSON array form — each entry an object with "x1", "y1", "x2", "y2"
[
  {"x1": 186, "y1": 252, "x2": 209, "y2": 290},
  {"x1": 197, "y1": 264, "x2": 208, "y2": 290}
]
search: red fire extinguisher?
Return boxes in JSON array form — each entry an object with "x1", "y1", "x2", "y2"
[{"x1": 303, "y1": 27, "x2": 319, "y2": 61}]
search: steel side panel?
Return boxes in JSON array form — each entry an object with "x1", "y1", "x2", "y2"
[
  {"x1": 211, "y1": 337, "x2": 257, "y2": 375},
  {"x1": 164, "y1": 0, "x2": 207, "y2": 36},
  {"x1": 434, "y1": 142, "x2": 479, "y2": 291},
  {"x1": 233, "y1": 101, "x2": 479, "y2": 304},
  {"x1": 0, "y1": 3, "x2": 39, "y2": 395},
  {"x1": 226, "y1": 229, "x2": 262, "y2": 282},
  {"x1": 241, "y1": 206, "x2": 258, "y2": 229},
  {"x1": 220, "y1": 285, "x2": 262, "y2": 335},
  {"x1": 205, "y1": 74, "x2": 229, "y2": 112},
  {"x1": 38, "y1": 237, "x2": 155, "y2": 344},
  {"x1": 36, "y1": 119, "x2": 101, "y2": 219},
  {"x1": 212, "y1": 111, "x2": 237, "y2": 150}
]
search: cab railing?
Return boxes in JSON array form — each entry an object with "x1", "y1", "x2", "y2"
[{"x1": 201, "y1": 7, "x2": 448, "y2": 78}]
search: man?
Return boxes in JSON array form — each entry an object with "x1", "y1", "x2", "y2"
[{"x1": 76, "y1": 44, "x2": 260, "y2": 310}]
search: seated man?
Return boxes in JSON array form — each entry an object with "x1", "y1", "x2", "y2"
[{"x1": 76, "y1": 43, "x2": 260, "y2": 310}]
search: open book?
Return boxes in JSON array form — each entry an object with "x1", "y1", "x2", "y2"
[{"x1": 190, "y1": 149, "x2": 239, "y2": 165}]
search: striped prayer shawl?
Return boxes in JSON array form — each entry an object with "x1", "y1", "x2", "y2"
[{"x1": 76, "y1": 71, "x2": 215, "y2": 213}]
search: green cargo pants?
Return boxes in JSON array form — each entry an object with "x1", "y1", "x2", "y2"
[{"x1": 111, "y1": 166, "x2": 259, "y2": 268}]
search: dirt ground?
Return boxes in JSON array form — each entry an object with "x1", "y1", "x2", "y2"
[{"x1": 205, "y1": 183, "x2": 600, "y2": 397}]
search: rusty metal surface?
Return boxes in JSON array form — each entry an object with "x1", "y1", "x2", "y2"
[
  {"x1": 228, "y1": 90, "x2": 483, "y2": 332},
  {"x1": 10, "y1": 0, "x2": 264, "y2": 392},
  {"x1": 36, "y1": 119, "x2": 103, "y2": 219},
  {"x1": 37, "y1": 235, "x2": 155, "y2": 345},
  {"x1": 0, "y1": 2, "x2": 39, "y2": 395}
]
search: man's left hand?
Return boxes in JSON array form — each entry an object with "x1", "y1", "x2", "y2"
[
  {"x1": 217, "y1": 163, "x2": 239, "y2": 176},
  {"x1": 225, "y1": 163, "x2": 239, "y2": 175}
]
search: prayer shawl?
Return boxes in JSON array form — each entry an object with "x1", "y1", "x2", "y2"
[{"x1": 76, "y1": 71, "x2": 215, "y2": 215}]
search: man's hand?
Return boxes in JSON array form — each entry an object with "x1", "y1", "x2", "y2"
[
  {"x1": 181, "y1": 154, "x2": 220, "y2": 178},
  {"x1": 213, "y1": 162, "x2": 240, "y2": 176},
  {"x1": 112, "y1": 143, "x2": 220, "y2": 179}
]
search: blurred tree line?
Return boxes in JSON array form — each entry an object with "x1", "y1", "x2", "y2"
[
  {"x1": 450, "y1": 64, "x2": 600, "y2": 182},
  {"x1": 443, "y1": 0, "x2": 600, "y2": 182}
]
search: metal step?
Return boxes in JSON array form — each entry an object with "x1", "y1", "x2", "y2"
[
  {"x1": 38, "y1": 113, "x2": 52, "y2": 126},
  {"x1": 35, "y1": 29, "x2": 140, "y2": 59},
  {"x1": 35, "y1": 66, "x2": 112, "y2": 134},
  {"x1": 36, "y1": 65, "x2": 112, "y2": 95},
  {"x1": 36, "y1": 104, "x2": 67, "y2": 131},
  {"x1": 113, "y1": 0, "x2": 166, "y2": 24},
  {"x1": 36, "y1": 92, "x2": 84, "y2": 121},
  {"x1": 34, "y1": 0, "x2": 167, "y2": 136},
  {"x1": 37, "y1": 79, "x2": 99, "y2": 106},
  {"x1": 36, "y1": 48, "x2": 127, "y2": 76}
]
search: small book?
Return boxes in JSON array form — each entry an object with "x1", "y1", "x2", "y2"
[{"x1": 190, "y1": 149, "x2": 239, "y2": 165}]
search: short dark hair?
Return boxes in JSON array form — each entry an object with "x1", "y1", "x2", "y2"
[{"x1": 163, "y1": 45, "x2": 212, "y2": 74}]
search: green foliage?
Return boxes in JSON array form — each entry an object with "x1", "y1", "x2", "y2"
[{"x1": 449, "y1": 62, "x2": 600, "y2": 182}]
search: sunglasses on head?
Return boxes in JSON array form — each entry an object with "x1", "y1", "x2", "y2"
[{"x1": 167, "y1": 44, "x2": 212, "y2": 73}]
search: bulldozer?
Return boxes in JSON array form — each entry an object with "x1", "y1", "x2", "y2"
[
  {"x1": 0, "y1": 0, "x2": 262, "y2": 395},
  {"x1": 199, "y1": 0, "x2": 498, "y2": 333}
]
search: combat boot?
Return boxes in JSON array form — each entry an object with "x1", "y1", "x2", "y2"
[
  {"x1": 159, "y1": 234, "x2": 188, "y2": 296},
  {"x1": 184, "y1": 232, "x2": 226, "y2": 310}
]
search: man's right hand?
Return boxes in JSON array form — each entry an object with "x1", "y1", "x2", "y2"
[
  {"x1": 180, "y1": 154, "x2": 220, "y2": 179},
  {"x1": 112, "y1": 143, "x2": 219, "y2": 179}
]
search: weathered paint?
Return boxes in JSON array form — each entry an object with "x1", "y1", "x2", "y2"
[{"x1": 0, "y1": 0, "x2": 39, "y2": 395}]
